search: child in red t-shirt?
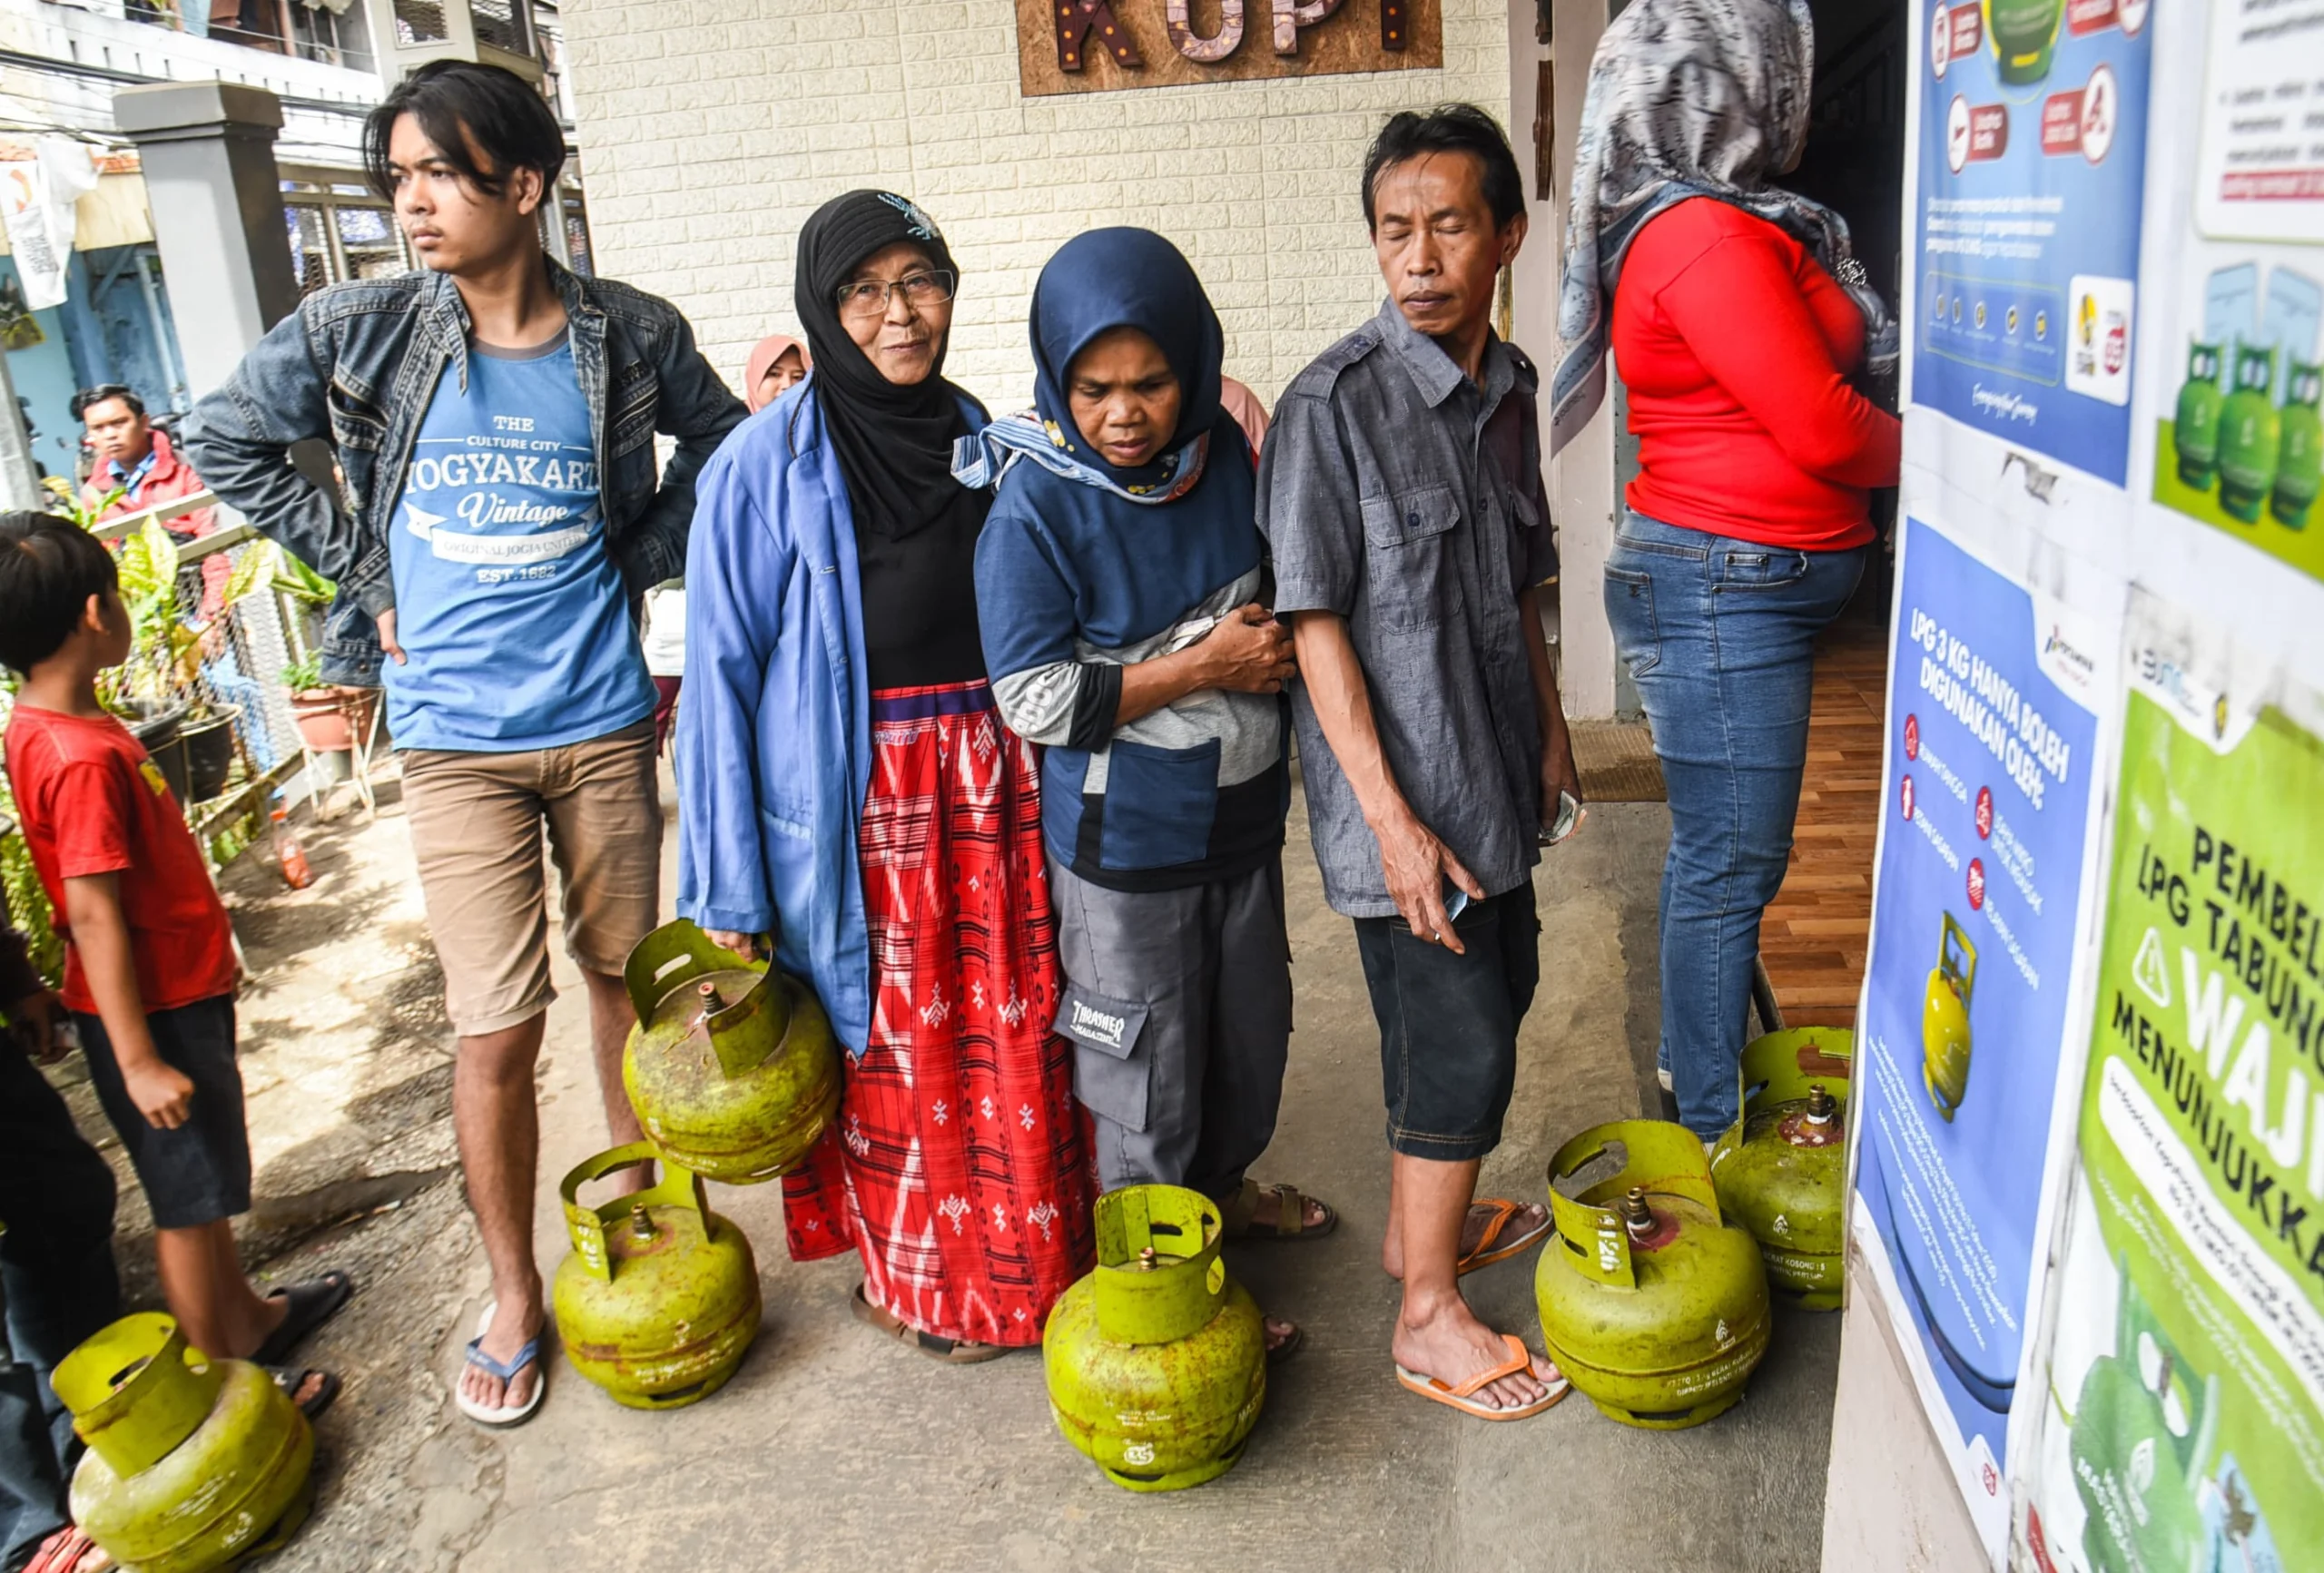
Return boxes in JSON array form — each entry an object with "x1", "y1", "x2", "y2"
[{"x1": 0, "y1": 511, "x2": 351, "y2": 1408}]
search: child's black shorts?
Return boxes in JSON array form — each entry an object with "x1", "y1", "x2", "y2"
[{"x1": 74, "y1": 994, "x2": 251, "y2": 1229}]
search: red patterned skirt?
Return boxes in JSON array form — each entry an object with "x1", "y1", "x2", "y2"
[{"x1": 782, "y1": 681, "x2": 1097, "y2": 1345}]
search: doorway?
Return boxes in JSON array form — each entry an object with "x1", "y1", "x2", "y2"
[{"x1": 1791, "y1": 0, "x2": 1910, "y2": 629}]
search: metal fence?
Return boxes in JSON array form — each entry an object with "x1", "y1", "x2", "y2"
[
  {"x1": 0, "y1": 493, "x2": 350, "y2": 981},
  {"x1": 86, "y1": 489, "x2": 322, "y2": 842}
]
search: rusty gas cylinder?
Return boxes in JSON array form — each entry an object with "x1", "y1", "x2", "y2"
[
  {"x1": 1709, "y1": 1029, "x2": 1853, "y2": 1311},
  {"x1": 551, "y1": 1143, "x2": 761, "y2": 1410},
  {"x1": 58, "y1": 1313, "x2": 315, "y2": 1573},
  {"x1": 621, "y1": 920, "x2": 839, "y2": 1184},
  {"x1": 1043, "y1": 1185, "x2": 1266, "y2": 1491},
  {"x1": 1537, "y1": 1120, "x2": 1772, "y2": 1430}
]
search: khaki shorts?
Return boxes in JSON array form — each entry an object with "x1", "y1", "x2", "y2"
[{"x1": 401, "y1": 720, "x2": 663, "y2": 1036}]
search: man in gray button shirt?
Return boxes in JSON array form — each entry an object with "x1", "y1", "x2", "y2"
[{"x1": 1258, "y1": 105, "x2": 1581, "y2": 1421}]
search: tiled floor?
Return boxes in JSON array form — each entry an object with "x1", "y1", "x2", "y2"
[{"x1": 1761, "y1": 617, "x2": 1889, "y2": 1028}]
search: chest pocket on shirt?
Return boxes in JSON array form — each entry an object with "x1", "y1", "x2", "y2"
[
  {"x1": 1360, "y1": 485, "x2": 1462, "y2": 631},
  {"x1": 327, "y1": 374, "x2": 387, "y2": 454}
]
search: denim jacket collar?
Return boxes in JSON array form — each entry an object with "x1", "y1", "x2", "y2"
[{"x1": 418, "y1": 259, "x2": 604, "y2": 394}]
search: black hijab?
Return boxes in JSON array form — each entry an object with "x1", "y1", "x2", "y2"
[{"x1": 794, "y1": 190, "x2": 982, "y2": 542}]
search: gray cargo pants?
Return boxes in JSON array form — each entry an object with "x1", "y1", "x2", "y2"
[{"x1": 1049, "y1": 855, "x2": 1294, "y2": 1203}]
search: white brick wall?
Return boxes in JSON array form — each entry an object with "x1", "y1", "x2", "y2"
[{"x1": 558, "y1": 0, "x2": 1512, "y2": 412}]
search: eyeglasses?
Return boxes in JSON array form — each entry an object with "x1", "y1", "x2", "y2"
[{"x1": 834, "y1": 270, "x2": 957, "y2": 320}]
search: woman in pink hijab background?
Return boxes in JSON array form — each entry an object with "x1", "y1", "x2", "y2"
[
  {"x1": 645, "y1": 333, "x2": 817, "y2": 754},
  {"x1": 744, "y1": 333, "x2": 812, "y2": 412},
  {"x1": 1218, "y1": 375, "x2": 1270, "y2": 457}
]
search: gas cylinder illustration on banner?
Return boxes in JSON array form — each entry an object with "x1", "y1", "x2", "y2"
[
  {"x1": 1043, "y1": 1185, "x2": 1265, "y2": 1492},
  {"x1": 1708, "y1": 1029, "x2": 1852, "y2": 1312},
  {"x1": 2217, "y1": 341, "x2": 2283, "y2": 525},
  {"x1": 552, "y1": 1142, "x2": 762, "y2": 1410},
  {"x1": 1984, "y1": 0, "x2": 2063, "y2": 84},
  {"x1": 1536, "y1": 1121, "x2": 1771, "y2": 1430},
  {"x1": 2271, "y1": 359, "x2": 2322, "y2": 528},
  {"x1": 1922, "y1": 913, "x2": 1977, "y2": 1123},
  {"x1": 621, "y1": 920, "x2": 840, "y2": 1185},
  {"x1": 2070, "y1": 1265, "x2": 2217, "y2": 1573},
  {"x1": 2172, "y1": 341, "x2": 2225, "y2": 488},
  {"x1": 55, "y1": 1312, "x2": 315, "y2": 1573}
]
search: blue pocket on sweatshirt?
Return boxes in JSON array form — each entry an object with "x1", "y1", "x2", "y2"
[{"x1": 1097, "y1": 738, "x2": 1220, "y2": 871}]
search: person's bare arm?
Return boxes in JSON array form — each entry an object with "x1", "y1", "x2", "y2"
[
  {"x1": 62, "y1": 873, "x2": 192, "y2": 1129},
  {"x1": 1114, "y1": 604, "x2": 1295, "y2": 728},
  {"x1": 1288, "y1": 610, "x2": 1482, "y2": 953},
  {"x1": 1516, "y1": 584, "x2": 1582, "y2": 824}
]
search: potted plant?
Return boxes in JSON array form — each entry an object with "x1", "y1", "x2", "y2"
[
  {"x1": 281, "y1": 653, "x2": 378, "y2": 752},
  {"x1": 263, "y1": 547, "x2": 378, "y2": 754}
]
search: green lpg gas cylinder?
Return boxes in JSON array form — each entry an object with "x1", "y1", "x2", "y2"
[
  {"x1": 621, "y1": 920, "x2": 840, "y2": 1184},
  {"x1": 1536, "y1": 1121, "x2": 1771, "y2": 1430},
  {"x1": 1922, "y1": 914, "x2": 1977, "y2": 1123},
  {"x1": 1984, "y1": 0, "x2": 2063, "y2": 84},
  {"x1": 2070, "y1": 1268, "x2": 2216, "y2": 1573},
  {"x1": 552, "y1": 1143, "x2": 762, "y2": 1409},
  {"x1": 1043, "y1": 1185, "x2": 1266, "y2": 1491},
  {"x1": 2173, "y1": 341, "x2": 2225, "y2": 488},
  {"x1": 2272, "y1": 359, "x2": 2322, "y2": 528},
  {"x1": 57, "y1": 1313, "x2": 314, "y2": 1573},
  {"x1": 2218, "y1": 342, "x2": 2282, "y2": 525},
  {"x1": 1709, "y1": 1028, "x2": 1852, "y2": 1312}
]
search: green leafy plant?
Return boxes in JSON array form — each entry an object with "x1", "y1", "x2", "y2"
[
  {"x1": 281, "y1": 652, "x2": 325, "y2": 694},
  {"x1": 104, "y1": 516, "x2": 201, "y2": 714}
]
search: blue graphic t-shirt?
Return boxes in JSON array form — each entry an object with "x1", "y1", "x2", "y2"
[{"x1": 386, "y1": 331, "x2": 655, "y2": 752}]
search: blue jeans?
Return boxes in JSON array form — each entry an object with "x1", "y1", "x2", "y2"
[{"x1": 1603, "y1": 511, "x2": 1866, "y2": 1136}]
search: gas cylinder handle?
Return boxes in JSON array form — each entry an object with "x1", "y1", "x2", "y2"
[
  {"x1": 1548, "y1": 1119, "x2": 1726, "y2": 1291},
  {"x1": 1733, "y1": 1028, "x2": 1854, "y2": 1122},
  {"x1": 1939, "y1": 912, "x2": 1977, "y2": 999},
  {"x1": 54, "y1": 1312, "x2": 228, "y2": 1478},
  {"x1": 559, "y1": 1143, "x2": 710, "y2": 1283},
  {"x1": 1091, "y1": 1184, "x2": 1228, "y2": 1344},
  {"x1": 621, "y1": 921, "x2": 772, "y2": 1024}
]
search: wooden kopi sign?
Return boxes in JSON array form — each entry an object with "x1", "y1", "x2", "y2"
[{"x1": 1016, "y1": 0, "x2": 1443, "y2": 96}]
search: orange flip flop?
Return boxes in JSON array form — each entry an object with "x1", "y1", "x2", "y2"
[
  {"x1": 1394, "y1": 1333, "x2": 1571, "y2": 1421},
  {"x1": 1458, "y1": 1198, "x2": 1551, "y2": 1276}
]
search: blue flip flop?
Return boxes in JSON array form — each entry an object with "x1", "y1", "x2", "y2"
[{"x1": 457, "y1": 1302, "x2": 546, "y2": 1428}]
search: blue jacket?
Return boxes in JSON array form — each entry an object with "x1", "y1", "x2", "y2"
[
  {"x1": 675, "y1": 381, "x2": 987, "y2": 1055},
  {"x1": 976, "y1": 428, "x2": 1285, "y2": 890},
  {"x1": 184, "y1": 261, "x2": 747, "y2": 686}
]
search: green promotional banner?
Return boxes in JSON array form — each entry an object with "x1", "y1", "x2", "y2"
[{"x1": 2018, "y1": 624, "x2": 2322, "y2": 1573}]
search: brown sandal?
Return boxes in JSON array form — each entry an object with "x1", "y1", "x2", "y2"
[
  {"x1": 850, "y1": 1284, "x2": 1010, "y2": 1364},
  {"x1": 1221, "y1": 1179, "x2": 1339, "y2": 1241}
]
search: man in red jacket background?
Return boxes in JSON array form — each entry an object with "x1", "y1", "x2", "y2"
[{"x1": 74, "y1": 383, "x2": 229, "y2": 617}]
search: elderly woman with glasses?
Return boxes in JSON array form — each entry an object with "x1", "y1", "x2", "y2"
[{"x1": 677, "y1": 190, "x2": 1098, "y2": 1361}]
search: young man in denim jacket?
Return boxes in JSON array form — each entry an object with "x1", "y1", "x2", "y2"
[{"x1": 186, "y1": 61, "x2": 745, "y2": 1427}]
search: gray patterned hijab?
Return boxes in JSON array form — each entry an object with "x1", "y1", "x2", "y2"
[{"x1": 1549, "y1": 0, "x2": 1897, "y2": 454}]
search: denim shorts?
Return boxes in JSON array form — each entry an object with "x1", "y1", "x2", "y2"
[
  {"x1": 74, "y1": 994, "x2": 251, "y2": 1230},
  {"x1": 1352, "y1": 883, "x2": 1541, "y2": 1162}
]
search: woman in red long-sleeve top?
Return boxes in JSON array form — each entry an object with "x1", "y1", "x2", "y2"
[{"x1": 1551, "y1": 0, "x2": 1902, "y2": 1140}]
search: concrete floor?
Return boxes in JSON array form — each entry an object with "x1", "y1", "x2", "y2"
[{"x1": 57, "y1": 770, "x2": 1840, "y2": 1572}]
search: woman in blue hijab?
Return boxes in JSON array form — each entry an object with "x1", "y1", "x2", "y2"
[{"x1": 969, "y1": 229, "x2": 1334, "y2": 1359}]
